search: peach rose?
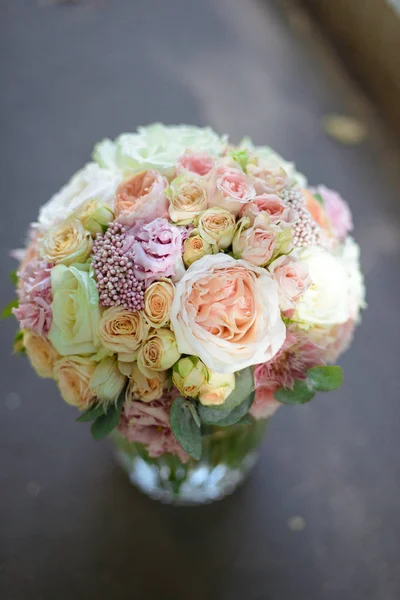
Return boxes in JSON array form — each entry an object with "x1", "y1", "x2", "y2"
[
  {"x1": 24, "y1": 330, "x2": 59, "y2": 379},
  {"x1": 54, "y1": 356, "x2": 97, "y2": 410},
  {"x1": 209, "y1": 165, "x2": 255, "y2": 215},
  {"x1": 269, "y1": 254, "x2": 312, "y2": 313},
  {"x1": 250, "y1": 386, "x2": 281, "y2": 420},
  {"x1": 302, "y1": 189, "x2": 331, "y2": 234},
  {"x1": 240, "y1": 193, "x2": 298, "y2": 226},
  {"x1": 99, "y1": 306, "x2": 149, "y2": 361},
  {"x1": 170, "y1": 254, "x2": 286, "y2": 373},
  {"x1": 126, "y1": 362, "x2": 167, "y2": 403},
  {"x1": 144, "y1": 279, "x2": 175, "y2": 328},
  {"x1": 115, "y1": 170, "x2": 169, "y2": 225},
  {"x1": 176, "y1": 151, "x2": 214, "y2": 176}
]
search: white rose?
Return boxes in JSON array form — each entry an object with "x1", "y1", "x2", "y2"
[
  {"x1": 170, "y1": 254, "x2": 285, "y2": 373},
  {"x1": 294, "y1": 246, "x2": 351, "y2": 326},
  {"x1": 36, "y1": 163, "x2": 121, "y2": 231},
  {"x1": 340, "y1": 237, "x2": 366, "y2": 321},
  {"x1": 93, "y1": 123, "x2": 227, "y2": 177}
]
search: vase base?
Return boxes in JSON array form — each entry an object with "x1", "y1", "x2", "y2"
[{"x1": 114, "y1": 447, "x2": 259, "y2": 505}]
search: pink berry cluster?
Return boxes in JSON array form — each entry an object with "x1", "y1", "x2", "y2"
[{"x1": 91, "y1": 222, "x2": 145, "y2": 312}]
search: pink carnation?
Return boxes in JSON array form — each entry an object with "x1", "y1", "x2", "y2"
[
  {"x1": 310, "y1": 185, "x2": 353, "y2": 241},
  {"x1": 13, "y1": 259, "x2": 53, "y2": 335},
  {"x1": 255, "y1": 328, "x2": 323, "y2": 390},
  {"x1": 118, "y1": 395, "x2": 188, "y2": 463},
  {"x1": 250, "y1": 385, "x2": 281, "y2": 421},
  {"x1": 176, "y1": 151, "x2": 214, "y2": 176},
  {"x1": 123, "y1": 218, "x2": 187, "y2": 285}
]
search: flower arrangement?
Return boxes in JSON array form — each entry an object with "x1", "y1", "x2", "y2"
[{"x1": 7, "y1": 124, "x2": 365, "y2": 463}]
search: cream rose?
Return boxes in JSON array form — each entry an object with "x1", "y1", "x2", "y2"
[
  {"x1": 24, "y1": 330, "x2": 59, "y2": 379},
  {"x1": 48, "y1": 263, "x2": 101, "y2": 356},
  {"x1": 170, "y1": 254, "x2": 286, "y2": 373},
  {"x1": 199, "y1": 371, "x2": 235, "y2": 406},
  {"x1": 294, "y1": 246, "x2": 351, "y2": 326},
  {"x1": 99, "y1": 306, "x2": 149, "y2": 360},
  {"x1": 126, "y1": 362, "x2": 166, "y2": 403},
  {"x1": 54, "y1": 356, "x2": 97, "y2": 410},
  {"x1": 41, "y1": 219, "x2": 93, "y2": 265},
  {"x1": 137, "y1": 328, "x2": 181, "y2": 377},
  {"x1": 144, "y1": 279, "x2": 175, "y2": 328},
  {"x1": 167, "y1": 175, "x2": 208, "y2": 223},
  {"x1": 172, "y1": 356, "x2": 208, "y2": 398},
  {"x1": 197, "y1": 207, "x2": 235, "y2": 250},
  {"x1": 183, "y1": 233, "x2": 214, "y2": 267},
  {"x1": 77, "y1": 200, "x2": 114, "y2": 236},
  {"x1": 89, "y1": 356, "x2": 126, "y2": 404}
]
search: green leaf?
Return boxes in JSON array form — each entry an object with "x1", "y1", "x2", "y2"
[
  {"x1": 13, "y1": 330, "x2": 25, "y2": 354},
  {"x1": 170, "y1": 397, "x2": 203, "y2": 460},
  {"x1": 76, "y1": 403, "x2": 106, "y2": 422},
  {"x1": 10, "y1": 270, "x2": 18, "y2": 285},
  {"x1": 314, "y1": 193, "x2": 324, "y2": 205},
  {"x1": 274, "y1": 380, "x2": 315, "y2": 405},
  {"x1": 307, "y1": 365, "x2": 343, "y2": 392},
  {"x1": 90, "y1": 390, "x2": 125, "y2": 441},
  {"x1": 2, "y1": 299, "x2": 19, "y2": 319},
  {"x1": 212, "y1": 391, "x2": 255, "y2": 427}
]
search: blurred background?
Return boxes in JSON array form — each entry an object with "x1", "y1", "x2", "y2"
[{"x1": 1, "y1": 1, "x2": 399, "y2": 599}]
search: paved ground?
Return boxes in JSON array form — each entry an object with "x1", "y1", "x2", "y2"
[{"x1": 1, "y1": 1, "x2": 400, "y2": 599}]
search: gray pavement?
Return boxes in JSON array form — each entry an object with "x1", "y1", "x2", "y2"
[{"x1": 1, "y1": 1, "x2": 400, "y2": 599}]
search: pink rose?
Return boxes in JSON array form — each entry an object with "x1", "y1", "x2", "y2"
[
  {"x1": 123, "y1": 218, "x2": 186, "y2": 285},
  {"x1": 247, "y1": 163, "x2": 289, "y2": 195},
  {"x1": 269, "y1": 254, "x2": 311, "y2": 313},
  {"x1": 233, "y1": 214, "x2": 276, "y2": 267},
  {"x1": 250, "y1": 386, "x2": 281, "y2": 420},
  {"x1": 118, "y1": 395, "x2": 188, "y2": 462},
  {"x1": 254, "y1": 328, "x2": 323, "y2": 390},
  {"x1": 170, "y1": 254, "x2": 285, "y2": 373},
  {"x1": 240, "y1": 193, "x2": 298, "y2": 226},
  {"x1": 209, "y1": 165, "x2": 255, "y2": 215},
  {"x1": 115, "y1": 170, "x2": 169, "y2": 225},
  {"x1": 13, "y1": 259, "x2": 53, "y2": 335},
  {"x1": 176, "y1": 151, "x2": 214, "y2": 177},
  {"x1": 310, "y1": 185, "x2": 353, "y2": 241}
]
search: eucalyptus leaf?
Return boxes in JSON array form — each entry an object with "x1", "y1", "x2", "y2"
[
  {"x1": 213, "y1": 391, "x2": 255, "y2": 427},
  {"x1": 307, "y1": 366, "x2": 343, "y2": 392},
  {"x1": 170, "y1": 397, "x2": 202, "y2": 460},
  {"x1": 274, "y1": 380, "x2": 315, "y2": 405},
  {"x1": 208, "y1": 367, "x2": 254, "y2": 413},
  {"x1": 77, "y1": 403, "x2": 106, "y2": 422}
]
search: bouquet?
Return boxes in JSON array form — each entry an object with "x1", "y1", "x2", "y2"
[{"x1": 8, "y1": 124, "x2": 365, "y2": 463}]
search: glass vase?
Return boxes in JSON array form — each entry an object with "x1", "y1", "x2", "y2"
[{"x1": 111, "y1": 419, "x2": 267, "y2": 505}]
